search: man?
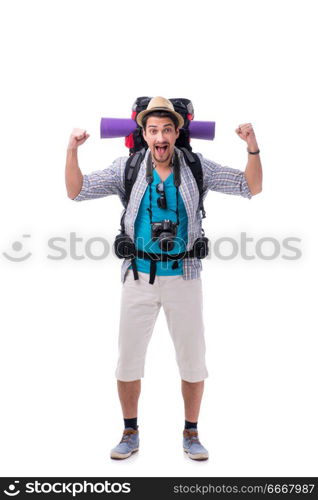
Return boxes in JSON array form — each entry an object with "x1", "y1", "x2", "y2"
[{"x1": 65, "y1": 97, "x2": 262, "y2": 461}]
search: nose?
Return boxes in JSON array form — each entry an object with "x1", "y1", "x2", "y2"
[{"x1": 156, "y1": 131, "x2": 164, "y2": 142}]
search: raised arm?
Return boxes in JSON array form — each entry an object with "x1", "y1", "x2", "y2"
[
  {"x1": 65, "y1": 129, "x2": 126, "y2": 202},
  {"x1": 65, "y1": 128, "x2": 90, "y2": 199},
  {"x1": 235, "y1": 123, "x2": 262, "y2": 195},
  {"x1": 200, "y1": 122, "x2": 263, "y2": 199}
]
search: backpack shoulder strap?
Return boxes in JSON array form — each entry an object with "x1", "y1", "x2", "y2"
[
  {"x1": 179, "y1": 147, "x2": 206, "y2": 219},
  {"x1": 124, "y1": 148, "x2": 146, "y2": 208}
]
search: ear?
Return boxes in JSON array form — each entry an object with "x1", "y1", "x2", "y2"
[{"x1": 176, "y1": 128, "x2": 180, "y2": 139}]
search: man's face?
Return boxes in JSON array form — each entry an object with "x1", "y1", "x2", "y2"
[{"x1": 142, "y1": 116, "x2": 179, "y2": 165}]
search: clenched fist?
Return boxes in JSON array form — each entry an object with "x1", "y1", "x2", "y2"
[
  {"x1": 235, "y1": 123, "x2": 258, "y2": 149},
  {"x1": 68, "y1": 128, "x2": 90, "y2": 150}
]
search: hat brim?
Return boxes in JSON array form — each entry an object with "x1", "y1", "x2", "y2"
[{"x1": 136, "y1": 107, "x2": 184, "y2": 128}]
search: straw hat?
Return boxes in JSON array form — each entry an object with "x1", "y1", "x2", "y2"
[{"x1": 136, "y1": 96, "x2": 184, "y2": 128}]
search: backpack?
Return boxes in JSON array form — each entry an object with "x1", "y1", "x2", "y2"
[{"x1": 122, "y1": 97, "x2": 206, "y2": 219}]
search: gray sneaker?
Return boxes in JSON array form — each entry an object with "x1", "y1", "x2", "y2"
[
  {"x1": 110, "y1": 427, "x2": 139, "y2": 460},
  {"x1": 183, "y1": 428, "x2": 209, "y2": 461}
]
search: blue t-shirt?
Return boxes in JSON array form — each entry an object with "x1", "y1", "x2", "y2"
[{"x1": 128, "y1": 168, "x2": 188, "y2": 275}]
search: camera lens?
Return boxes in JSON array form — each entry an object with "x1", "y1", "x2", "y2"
[{"x1": 158, "y1": 233, "x2": 175, "y2": 251}]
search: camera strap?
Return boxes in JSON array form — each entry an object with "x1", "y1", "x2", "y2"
[
  {"x1": 146, "y1": 152, "x2": 181, "y2": 225},
  {"x1": 145, "y1": 153, "x2": 181, "y2": 284}
]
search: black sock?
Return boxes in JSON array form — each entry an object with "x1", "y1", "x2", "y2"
[
  {"x1": 124, "y1": 417, "x2": 138, "y2": 430},
  {"x1": 185, "y1": 420, "x2": 197, "y2": 429}
]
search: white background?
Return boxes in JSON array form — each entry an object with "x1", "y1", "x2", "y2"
[{"x1": 1, "y1": 0, "x2": 317, "y2": 478}]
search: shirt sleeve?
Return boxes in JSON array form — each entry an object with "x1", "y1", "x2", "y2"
[
  {"x1": 72, "y1": 156, "x2": 126, "y2": 201},
  {"x1": 198, "y1": 154, "x2": 252, "y2": 199}
]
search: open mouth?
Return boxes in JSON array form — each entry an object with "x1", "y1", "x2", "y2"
[{"x1": 155, "y1": 145, "x2": 169, "y2": 155}]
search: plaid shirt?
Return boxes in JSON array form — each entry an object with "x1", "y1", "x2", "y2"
[{"x1": 73, "y1": 147, "x2": 252, "y2": 282}]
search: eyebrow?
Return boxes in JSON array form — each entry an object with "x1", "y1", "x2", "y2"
[{"x1": 148, "y1": 123, "x2": 173, "y2": 128}]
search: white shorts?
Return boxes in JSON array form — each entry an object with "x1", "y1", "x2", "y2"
[{"x1": 115, "y1": 270, "x2": 208, "y2": 383}]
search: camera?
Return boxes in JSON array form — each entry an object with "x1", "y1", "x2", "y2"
[{"x1": 151, "y1": 219, "x2": 178, "y2": 251}]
